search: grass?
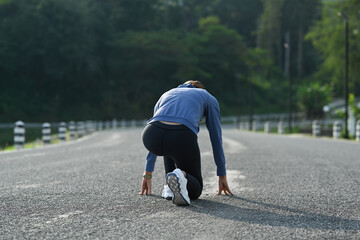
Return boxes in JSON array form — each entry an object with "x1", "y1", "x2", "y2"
[{"x1": 1, "y1": 132, "x2": 69, "y2": 152}]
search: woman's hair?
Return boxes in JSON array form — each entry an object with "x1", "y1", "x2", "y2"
[{"x1": 184, "y1": 80, "x2": 205, "y2": 89}]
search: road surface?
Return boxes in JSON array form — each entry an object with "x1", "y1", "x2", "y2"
[{"x1": 0, "y1": 128, "x2": 359, "y2": 239}]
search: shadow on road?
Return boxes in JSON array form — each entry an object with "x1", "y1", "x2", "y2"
[{"x1": 188, "y1": 196, "x2": 360, "y2": 231}]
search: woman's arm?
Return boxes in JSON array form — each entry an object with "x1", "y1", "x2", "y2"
[
  {"x1": 205, "y1": 95, "x2": 234, "y2": 195},
  {"x1": 205, "y1": 95, "x2": 226, "y2": 176},
  {"x1": 141, "y1": 152, "x2": 157, "y2": 195}
]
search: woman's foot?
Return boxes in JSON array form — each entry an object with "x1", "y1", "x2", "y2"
[
  {"x1": 161, "y1": 185, "x2": 173, "y2": 200},
  {"x1": 166, "y1": 169, "x2": 190, "y2": 206}
]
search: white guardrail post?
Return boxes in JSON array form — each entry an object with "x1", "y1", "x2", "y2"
[
  {"x1": 312, "y1": 120, "x2": 320, "y2": 137},
  {"x1": 42, "y1": 122, "x2": 51, "y2": 145},
  {"x1": 69, "y1": 121, "x2": 76, "y2": 140},
  {"x1": 112, "y1": 119, "x2": 117, "y2": 130},
  {"x1": 77, "y1": 121, "x2": 85, "y2": 137},
  {"x1": 59, "y1": 122, "x2": 66, "y2": 142},
  {"x1": 14, "y1": 121, "x2": 25, "y2": 149},
  {"x1": 333, "y1": 121, "x2": 341, "y2": 139},
  {"x1": 264, "y1": 121, "x2": 270, "y2": 134},
  {"x1": 278, "y1": 121, "x2": 283, "y2": 134},
  {"x1": 85, "y1": 121, "x2": 91, "y2": 134},
  {"x1": 252, "y1": 120, "x2": 257, "y2": 132},
  {"x1": 98, "y1": 121, "x2": 103, "y2": 131},
  {"x1": 356, "y1": 120, "x2": 360, "y2": 142}
]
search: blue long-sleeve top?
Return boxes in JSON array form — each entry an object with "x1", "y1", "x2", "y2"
[{"x1": 145, "y1": 83, "x2": 226, "y2": 176}]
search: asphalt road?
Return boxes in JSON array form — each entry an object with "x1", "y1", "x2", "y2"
[{"x1": 0, "y1": 128, "x2": 359, "y2": 239}]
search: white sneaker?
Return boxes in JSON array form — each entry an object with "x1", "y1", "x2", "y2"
[
  {"x1": 166, "y1": 168, "x2": 190, "y2": 206},
  {"x1": 161, "y1": 185, "x2": 173, "y2": 200}
]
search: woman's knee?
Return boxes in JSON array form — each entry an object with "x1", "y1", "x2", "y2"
[
  {"x1": 187, "y1": 178, "x2": 203, "y2": 200},
  {"x1": 189, "y1": 189, "x2": 202, "y2": 200}
]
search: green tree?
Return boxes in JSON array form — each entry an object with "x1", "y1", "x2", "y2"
[
  {"x1": 0, "y1": 0, "x2": 109, "y2": 121},
  {"x1": 0, "y1": 0, "x2": 331, "y2": 123},
  {"x1": 256, "y1": 0, "x2": 285, "y2": 67},
  {"x1": 297, "y1": 82, "x2": 331, "y2": 119},
  {"x1": 210, "y1": 0, "x2": 263, "y2": 47},
  {"x1": 306, "y1": 0, "x2": 360, "y2": 97},
  {"x1": 195, "y1": 16, "x2": 250, "y2": 114},
  {"x1": 107, "y1": 0, "x2": 162, "y2": 31},
  {"x1": 282, "y1": 0, "x2": 321, "y2": 78},
  {"x1": 257, "y1": 0, "x2": 321, "y2": 78},
  {"x1": 107, "y1": 30, "x2": 198, "y2": 118},
  {"x1": 349, "y1": 93, "x2": 360, "y2": 119}
]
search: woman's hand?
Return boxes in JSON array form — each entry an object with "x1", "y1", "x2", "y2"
[
  {"x1": 140, "y1": 171, "x2": 152, "y2": 195},
  {"x1": 217, "y1": 175, "x2": 234, "y2": 196}
]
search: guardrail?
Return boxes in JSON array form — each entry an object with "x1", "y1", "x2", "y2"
[
  {"x1": 235, "y1": 118, "x2": 360, "y2": 140},
  {"x1": 0, "y1": 119, "x2": 149, "y2": 150},
  {"x1": 1, "y1": 117, "x2": 359, "y2": 150}
]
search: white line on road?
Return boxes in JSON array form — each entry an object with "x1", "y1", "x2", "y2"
[
  {"x1": 15, "y1": 184, "x2": 41, "y2": 189},
  {"x1": 202, "y1": 170, "x2": 253, "y2": 195},
  {"x1": 222, "y1": 137, "x2": 247, "y2": 154},
  {"x1": 201, "y1": 137, "x2": 247, "y2": 157},
  {"x1": 14, "y1": 181, "x2": 62, "y2": 190},
  {"x1": 0, "y1": 132, "x2": 100, "y2": 156},
  {"x1": 45, "y1": 211, "x2": 84, "y2": 224}
]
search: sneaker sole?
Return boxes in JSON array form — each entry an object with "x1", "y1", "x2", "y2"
[{"x1": 166, "y1": 173, "x2": 190, "y2": 206}]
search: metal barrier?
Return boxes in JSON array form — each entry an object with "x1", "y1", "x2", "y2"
[{"x1": 1, "y1": 117, "x2": 359, "y2": 151}]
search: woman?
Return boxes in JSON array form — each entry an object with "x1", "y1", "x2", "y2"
[{"x1": 140, "y1": 80, "x2": 233, "y2": 206}]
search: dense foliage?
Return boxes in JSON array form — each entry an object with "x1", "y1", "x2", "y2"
[
  {"x1": 306, "y1": 0, "x2": 360, "y2": 97},
  {"x1": 0, "y1": 0, "x2": 358, "y2": 122}
]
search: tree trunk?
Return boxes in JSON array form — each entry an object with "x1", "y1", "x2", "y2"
[
  {"x1": 277, "y1": 36, "x2": 282, "y2": 68},
  {"x1": 297, "y1": 26, "x2": 304, "y2": 78}
]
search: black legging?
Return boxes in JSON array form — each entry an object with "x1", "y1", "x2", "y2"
[{"x1": 142, "y1": 121, "x2": 203, "y2": 200}]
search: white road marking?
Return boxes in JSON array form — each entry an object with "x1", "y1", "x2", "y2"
[
  {"x1": 201, "y1": 151, "x2": 212, "y2": 157},
  {"x1": 14, "y1": 181, "x2": 62, "y2": 190},
  {"x1": 222, "y1": 137, "x2": 247, "y2": 154},
  {"x1": 76, "y1": 132, "x2": 124, "y2": 150},
  {"x1": 202, "y1": 170, "x2": 252, "y2": 195},
  {"x1": 0, "y1": 132, "x2": 100, "y2": 156},
  {"x1": 45, "y1": 211, "x2": 83, "y2": 224},
  {"x1": 201, "y1": 137, "x2": 246, "y2": 157},
  {"x1": 26, "y1": 152, "x2": 46, "y2": 157},
  {"x1": 101, "y1": 133, "x2": 124, "y2": 147},
  {"x1": 15, "y1": 184, "x2": 41, "y2": 189}
]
